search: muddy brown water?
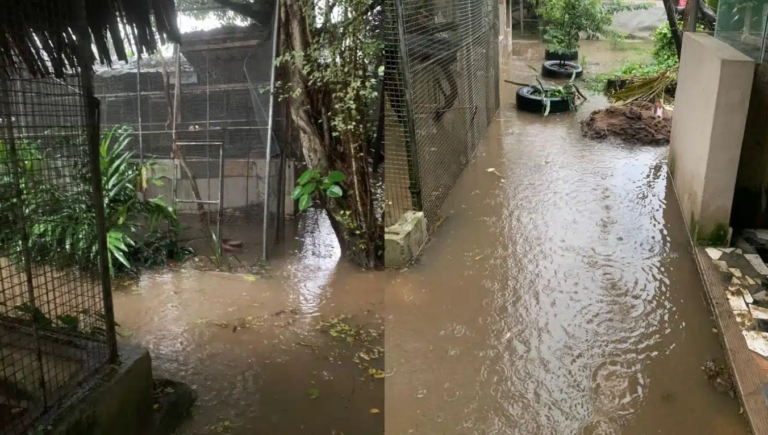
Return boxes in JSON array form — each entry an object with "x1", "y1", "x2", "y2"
[
  {"x1": 110, "y1": 40, "x2": 747, "y2": 434},
  {"x1": 114, "y1": 210, "x2": 385, "y2": 434},
  {"x1": 384, "y1": 41, "x2": 747, "y2": 434}
]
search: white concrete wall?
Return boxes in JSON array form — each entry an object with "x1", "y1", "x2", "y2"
[
  {"x1": 143, "y1": 158, "x2": 296, "y2": 215},
  {"x1": 669, "y1": 33, "x2": 755, "y2": 242}
]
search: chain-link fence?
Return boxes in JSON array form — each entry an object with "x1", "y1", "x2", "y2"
[
  {"x1": 94, "y1": 2, "x2": 289, "y2": 262},
  {"x1": 384, "y1": 0, "x2": 500, "y2": 227},
  {"x1": 0, "y1": 3, "x2": 117, "y2": 434}
]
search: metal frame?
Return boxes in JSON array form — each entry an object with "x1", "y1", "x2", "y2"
[{"x1": 172, "y1": 140, "x2": 226, "y2": 249}]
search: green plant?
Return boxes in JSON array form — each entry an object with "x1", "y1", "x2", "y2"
[
  {"x1": 525, "y1": 67, "x2": 585, "y2": 116},
  {"x1": 540, "y1": 0, "x2": 652, "y2": 53},
  {"x1": 0, "y1": 126, "x2": 191, "y2": 276},
  {"x1": 292, "y1": 169, "x2": 346, "y2": 212},
  {"x1": 206, "y1": 230, "x2": 226, "y2": 269},
  {"x1": 651, "y1": 21, "x2": 682, "y2": 69},
  {"x1": 589, "y1": 20, "x2": 684, "y2": 94}
]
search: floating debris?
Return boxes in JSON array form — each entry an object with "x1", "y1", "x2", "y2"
[{"x1": 702, "y1": 358, "x2": 735, "y2": 397}]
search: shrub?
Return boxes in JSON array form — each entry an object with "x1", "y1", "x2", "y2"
[{"x1": 0, "y1": 126, "x2": 192, "y2": 276}]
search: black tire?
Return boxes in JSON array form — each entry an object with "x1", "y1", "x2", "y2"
[
  {"x1": 515, "y1": 86, "x2": 571, "y2": 114},
  {"x1": 541, "y1": 60, "x2": 583, "y2": 79},
  {"x1": 544, "y1": 49, "x2": 578, "y2": 61}
]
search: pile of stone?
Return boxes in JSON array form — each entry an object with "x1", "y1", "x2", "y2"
[{"x1": 706, "y1": 230, "x2": 768, "y2": 358}]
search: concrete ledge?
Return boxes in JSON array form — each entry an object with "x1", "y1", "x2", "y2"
[
  {"x1": 694, "y1": 247, "x2": 768, "y2": 435},
  {"x1": 45, "y1": 344, "x2": 154, "y2": 435},
  {"x1": 385, "y1": 211, "x2": 427, "y2": 268}
]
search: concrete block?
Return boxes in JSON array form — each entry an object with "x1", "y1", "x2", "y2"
[
  {"x1": 744, "y1": 330, "x2": 768, "y2": 357},
  {"x1": 45, "y1": 344, "x2": 154, "y2": 435},
  {"x1": 727, "y1": 289, "x2": 749, "y2": 311},
  {"x1": 385, "y1": 211, "x2": 428, "y2": 268},
  {"x1": 746, "y1": 253, "x2": 768, "y2": 275},
  {"x1": 706, "y1": 247, "x2": 723, "y2": 259},
  {"x1": 669, "y1": 33, "x2": 755, "y2": 244}
]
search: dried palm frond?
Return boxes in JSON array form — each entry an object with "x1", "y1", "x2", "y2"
[
  {"x1": 608, "y1": 68, "x2": 678, "y2": 106},
  {"x1": 0, "y1": 0, "x2": 180, "y2": 78}
]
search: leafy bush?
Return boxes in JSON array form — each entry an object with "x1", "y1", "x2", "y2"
[
  {"x1": 292, "y1": 169, "x2": 346, "y2": 212},
  {"x1": 540, "y1": 0, "x2": 652, "y2": 53},
  {"x1": 589, "y1": 21, "x2": 682, "y2": 93},
  {"x1": 0, "y1": 126, "x2": 192, "y2": 276},
  {"x1": 651, "y1": 21, "x2": 681, "y2": 69}
]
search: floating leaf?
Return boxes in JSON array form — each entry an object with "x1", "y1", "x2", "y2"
[
  {"x1": 243, "y1": 274, "x2": 257, "y2": 282},
  {"x1": 370, "y1": 408, "x2": 380, "y2": 414},
  {"x1": 308, "y1": 388, "x2": 320, "y2": 399}
]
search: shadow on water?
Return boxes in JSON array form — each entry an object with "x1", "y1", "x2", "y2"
[
  {"x1": 114, "y1": 209, "x2": 385, "y2": 434},
  {"x1": 385, "y1": 40, "x2": 747, "y2": 434}
]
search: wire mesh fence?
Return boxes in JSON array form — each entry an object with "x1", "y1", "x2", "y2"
[
  {"x1": 93, "y1": 2, "x2": 288, "y2": 263},
  {"x1": 715, "y1": 0, "x2": 768, "y2": 62},
  {"x1": 384, "y1": 0, "x2": 500, "y2": 227},
  {"x1": 0, "y1": 3, "x2": 116, "y2": 433}
]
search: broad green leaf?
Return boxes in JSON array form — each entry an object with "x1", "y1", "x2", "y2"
[
  {"x1": 292, "y1": 185, "x2": 303, "y2": 201},
  {"x1": 110, "y1": 247, "x2": 131, "y2": 269},
  {"x1": 297, "y1": 169, "x2": 319, "y2": 185},
  {"x1": 299, "y1": 193, "x2": 312, "y2": 211},
  {"x1": 326, "y1": 171, "x2": 346, "y2": 183},
  {"x1": 300, "y1": 182, "x2": 316, "y2": 196},
  {"x1": 326, "y1": 185, "x2": 343, "y2": 198}
]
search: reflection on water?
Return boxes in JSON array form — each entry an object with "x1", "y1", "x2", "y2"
[
  {"x1": 385, "y1": 41, "x2": 747, "y2": 434},
  {"x1": 114, "y1": 209, "x2": 384, "y2": 434}
]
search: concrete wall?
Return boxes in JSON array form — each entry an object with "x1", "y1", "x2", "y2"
[
  {"x1": 669, "y1": 33, "x2": 754, "y2": 243},
  {"x1": 499, "y1": 0, "x2": 512, "y2": 52},
  {"x1": 732, "y1": 64, "x2": 768, "y2": 229},
  {"x1": 145, "y1": 158, "x2": 296, "y2": 215},
  {"x1": 46, "y1": 345, "x2": 154, "y2": 435}
]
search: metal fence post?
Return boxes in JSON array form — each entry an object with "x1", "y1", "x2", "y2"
[
  {"x1": 394, "y1": 0, "x2": 423, "y2": 211},
  {"x1": 73, "y1": 14, "x2": 119, "y2": 364}
]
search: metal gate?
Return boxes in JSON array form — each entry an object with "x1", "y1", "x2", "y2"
[{"x1": 384, "y1": 0, "x2": 500, "y2": 227}]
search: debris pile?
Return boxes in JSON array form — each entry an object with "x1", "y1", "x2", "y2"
[{"x1": 581, "y1": 102, "x2": 671, "y2": 146}]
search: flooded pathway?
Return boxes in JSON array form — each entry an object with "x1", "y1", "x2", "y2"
[
  {"x1": 385, "y1": 41, "x2": 748, "y2": 434},
  {"x1": 114, "y1": 210, "x2": 385, "y2": 434}
]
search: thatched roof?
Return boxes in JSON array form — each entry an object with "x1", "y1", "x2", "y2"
[{"x1": 0, "y1": 0, "x2": 181, "y2": 78}]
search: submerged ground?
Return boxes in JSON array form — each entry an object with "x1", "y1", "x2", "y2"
[
  {"x1": 114, "y1": 210, "x2": 385, "y2": 434},
  {"x1": 384, "y1": 40, "x2": 748, "y2": 434},
  {"x1": 112, "y1": 39, "x2": 747, "y2": 434}
]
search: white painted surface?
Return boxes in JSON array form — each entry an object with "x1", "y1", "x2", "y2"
[
  {"x1": 743, "y1": 330, "x2": 768, "y2": 358},
  {"x1": 706, "y1": 247, "x2": 723, "y2": 260},
  {"x1": 745, "y1": 254, "x2": 768, "y2": 275},
  {"x1": 669, "y1": 33, "x2": 754, "y2": 240},
  {"x1": 728, "y1": 290, "x2": 749, "y2": 311}
]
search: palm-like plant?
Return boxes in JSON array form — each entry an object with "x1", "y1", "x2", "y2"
[{"x1": 0, "y1": 126, "x2": 191, "y2": 276}]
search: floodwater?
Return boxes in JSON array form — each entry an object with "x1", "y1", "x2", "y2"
[
  {"x1": 113, "y1": 210, "x2": 385, "y2": 434},
  {"x1": 384, "y1": 41, "x2": 748, "y2": 434}
]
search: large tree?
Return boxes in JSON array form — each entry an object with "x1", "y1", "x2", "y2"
[{"x1": 179, "y1": 0, "x2": 383, "y2": 268}]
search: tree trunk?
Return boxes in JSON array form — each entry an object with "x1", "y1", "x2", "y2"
[
  {"x1": 662, "y1": 0, "x2": 684, "y2": 58},
  {"x1": 280, "y1": 0, "x2": 383, "y2": 268},
  {"x1": 683, "y1": 0, "x2": 699, "y2": 32}
]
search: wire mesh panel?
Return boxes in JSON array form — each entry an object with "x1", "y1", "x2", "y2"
[
  {"x1": 715, "y1": 0, "x2": 768, "y2": 62},
  {"x1": 0, "y1": 3, "x2": 116, "y2": 434},
  {"x1": 92, "y1": 2, "x2": 286, "y2": 262},
  {"x1": 384, "y1": 0, "x2": 500, "y2": 226}
]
